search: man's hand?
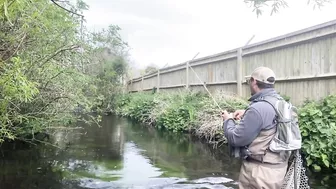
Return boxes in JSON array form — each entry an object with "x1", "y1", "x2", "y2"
[
  {"x1": 233, "y1": 110, "x2": 245, "y2": 120},
  {"x1": 221, "y1": 110, "x2": 233, "y2": 121}
]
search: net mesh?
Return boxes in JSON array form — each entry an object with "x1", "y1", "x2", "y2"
[{"x1": 281, "y1": 150, "x2": 310, "y2": 189}]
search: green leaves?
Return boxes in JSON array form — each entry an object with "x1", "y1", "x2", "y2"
[
  {"x1": 313, "y1": 164, "x2": 322, "y2": 172},
  {"x1": 3, "y1": 0, "x2": 13, "y2": 26},
  {"x1": 299, "y1": 95, "x2": 336, "y2": 172},
  {"x1": 0, "y1": 0, "x2": 129, "y2": 143},
  {"x1": 114, "y1": 93, "x2": 156, "y2": 124},
  {"x1": 157, "y1": 103, "x2": 196, "y2": 133},
  {"x1": 322, "y1": 154, "x2": 330, "y2": 168},
  {"x1": 244, "y1": 0, "x2": 332, "y2": 17}
]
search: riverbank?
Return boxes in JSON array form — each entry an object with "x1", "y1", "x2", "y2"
[
  {"x1": 111, "y1": 91, "x2": 336, "y2": 173},
  {"x1": 112, "y1": 91, "x2": 248, "y2": 143}
]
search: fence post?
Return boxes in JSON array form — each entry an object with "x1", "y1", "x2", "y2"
[
  {"x1": 237, "y1": 48, "x2": 243, "y2": 96},
  {"x1": 141, "y1": 76, "x2": 144, "y2": 91},
  {"x1": 157, "y1": 70, "x2": 160, "y2": 92},
  {"x1": 186, "y1": 62, "x2": 189, "y2": 89}
]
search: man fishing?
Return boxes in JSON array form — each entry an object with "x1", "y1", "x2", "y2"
[{"x1": 221, "y1": 67, "x2": 295, "y2": 189}]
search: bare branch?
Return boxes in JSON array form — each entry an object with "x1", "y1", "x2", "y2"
[
  {"x1": 41, "y1": 45, "x2": 79, "y2": 65},
  {"x1": 4, "y1": 33, "x2": 27, "y2": 62},
  {"x1": 43, "y1": 70, "x2": 66, "y2": 90},
  {"x1": 36, "y1": 96, "x2": 70, "y2": 115},
  {"x1": 51, "y1": 0, "x2": 84, "y2": 17}
]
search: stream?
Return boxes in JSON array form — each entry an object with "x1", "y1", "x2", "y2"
[{"x1": 0, "y1": 115, "x2": 335, "y2": 189}]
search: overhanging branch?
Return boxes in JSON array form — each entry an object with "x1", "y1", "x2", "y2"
[{"x1": 51, "y1": 0, "x2": 84, "y2": 17}]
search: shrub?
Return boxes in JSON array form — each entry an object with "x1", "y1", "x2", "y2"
[
  {"x1": 113, "y1": 92, "x2": 156, "y2": 123},
  {"x1": 155, "y1": 92, "x2": 203, "y2": 132},
  {"x1": 278, "y1": 92, "x2": 291, "y2": 102},
  {"x1": 112, "y1": 93, "x2": 132, "y2": 115},
  {"x1": 299, "y1": 95, "x2": 336, "y2": 171}
]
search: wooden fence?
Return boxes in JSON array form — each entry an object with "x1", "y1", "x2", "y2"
[{"x1": 127, "y1": 19, "x2": 336, "y2": 106}]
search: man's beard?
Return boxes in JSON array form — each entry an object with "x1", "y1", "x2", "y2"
[{"x1": 250, "y1": 86, "x2": 255, "y2": 96}]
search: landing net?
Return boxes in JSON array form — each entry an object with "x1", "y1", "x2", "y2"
[{"x1": 281, "y1": 150, "x2": 310, "y2": 189}]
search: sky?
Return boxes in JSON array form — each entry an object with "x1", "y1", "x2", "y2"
[{"x1": 82, "y1": 0, "x2": 336, "y2": 73}]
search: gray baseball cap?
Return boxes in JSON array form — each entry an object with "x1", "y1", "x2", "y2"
[{"x1": 250, "y1": 66, "x2": 276, "y2": 84}]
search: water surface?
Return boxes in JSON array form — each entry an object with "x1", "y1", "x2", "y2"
[{"x1": 0, "y1": 115, "x2": 334, "y2": 189}]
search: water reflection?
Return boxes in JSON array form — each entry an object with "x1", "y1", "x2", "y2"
[
  {"x1": 0, "y1": 141, "x2": 82, "y2": 189},
  {"x1": 0, "y1": 115, "x2": 334, "y2": 189},
  {"x1": 123, "y1": 121, "x2": 241, "y2": 181}
]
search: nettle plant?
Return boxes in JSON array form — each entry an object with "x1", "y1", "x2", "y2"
[
  {"x1": 155, "y1": 92, "x2": 202, "y2": 133},
  {"x1": 299, "y1": 95, "x2": 336, "y2": 171}
]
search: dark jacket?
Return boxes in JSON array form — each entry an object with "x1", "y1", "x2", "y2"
[
  {"x1": 223, "y1": 88, "x2": 279, "y2": 147},
  {"x1": 223, "y1": 88, "x2": 291, "y2": 165}
]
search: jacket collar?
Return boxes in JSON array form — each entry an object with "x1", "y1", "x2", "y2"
[{"x1": 248, "y1": 88, "x2": 279, "y2": 102}]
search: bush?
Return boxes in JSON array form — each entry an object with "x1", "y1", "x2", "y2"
[
  {"x1": 155, "y1": 92, "x2": 204, "y2": 132},
  {"x1": 299, "y1": 95, "x2": 336, "y2": 171},
  {"x1": 278, "y1": 92, "x2": 291, "y2": 102},
  {"x1": 113, "y1": 92, "x2": 156, "y2": 123}
]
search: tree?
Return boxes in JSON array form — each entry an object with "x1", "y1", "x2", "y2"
[
  {"x1": 245, "y1": 0, "x2": 332, "y2": 16},
  {"x1": 0, "y1": 0, "x2": 129, "y2": 143},
  {"x1": 144, "y1": 65, "x2": 158, "y2": 74}
]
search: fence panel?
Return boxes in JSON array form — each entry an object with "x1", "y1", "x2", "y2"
[{"x1": 127, "y1": 20, "x2": 336, "y2": 105}]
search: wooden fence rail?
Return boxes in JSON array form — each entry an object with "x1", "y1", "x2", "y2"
[{"x1": 127, "y1": 19, "x2": 336, "y2": 106}]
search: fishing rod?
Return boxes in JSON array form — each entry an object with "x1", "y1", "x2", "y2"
[
  {"x1": 186, "y1": 52, "x2": 224, "y2": 112},
  {"x1": 186, "y1": 35, "x2": 256, "y2": 114}
]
